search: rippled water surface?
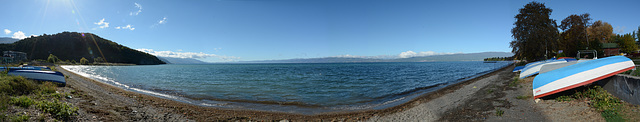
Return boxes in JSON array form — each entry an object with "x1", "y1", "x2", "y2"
[{"x1": 62, "y1": 62, "x2": 510, "y2": 113}]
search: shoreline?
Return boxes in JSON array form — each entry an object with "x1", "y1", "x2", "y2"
[{"x1": 57, "y1": 64, "x2": 514, "y2": 121}]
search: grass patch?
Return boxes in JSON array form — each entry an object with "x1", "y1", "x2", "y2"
[
  {"x1": 508, "y1": 77, "x2": 519, "y2": 87},
  {"x1": 622, "y1": 67, "x2": 640, "y2": 77},
  {"x1": 10, "y1": 96, "x2": 35, "y2": 108},
  {"x1": 0, "y1": 93, "x2": 8, "y2": 111},
  {"x1": 556, "y1": 86, "x2": 624, "y2": 121},
  {"x1": 487, "y1": 89, "x2": 494, "y2": 94},
  {"x1": 555, "y1": 95, "x2": 574, "y2": 102},
  {"x1": 10, "y1": 114, "x2": 29, "y2": 122},
  {"x1": 0, "y1": 76, "x2": 39, "y2": 96},
  {"x1": 36, "y1": 100, "x2": 78, "y2": 120},
  {"x1": 495, "y1": 108, "x2": 504, "y2": 116},
  {"x1": 0, "y1": 74, "x2": 78, "y2": 121},
  {"x1": 38, "y1": 82, "x2": 57, "y2": 94},
  {"x1": 516, "y1": 95, "x2": 531, "y2": 100}
]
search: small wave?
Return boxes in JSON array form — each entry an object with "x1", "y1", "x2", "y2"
[
  {"x1": 63, "y1": 65, "x2": 196, "y2": 104},
  {"x1": 129, "y1": 88, "x2": 180, "y2": 100},
  {"x1": 62, "y1": 66, "x2": 131, "y2": 89}
]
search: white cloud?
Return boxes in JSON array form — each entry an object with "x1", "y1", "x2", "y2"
[
  {"x1": 151, "y1": 17, "x2": 168, "y2": 28},
  {"x1": 115, "y1": 25, "x2": 135, "y2": 30},
  {"x1": 328, "y1": 51, "x2": 457, "y2": 59},
  {"x1": 614, "y1": 26, "x2": 626, "y2": 34},
  {"x1": 4, "y1": 29, "x2": 11, "y2": 35},
  {"x1": 398, "y1": 51, "x2": 454, "y2": 58},
  {"x1": 130, "y1": 3, "x2": 142, "y2": 16},
  {"x1": 94, "y1": 18, "x2": 109, "y2": 29},
  {"x1": 329, "y1": 54, "x2": 397, "y2": 59},
  {"x1": 158, "y1": 17, "x2": 167, "y2": 24},
  {"x1": 12, "y1": 31, "x2": 27, "y2": 39},
  {"x1": 136, "y1": 48, "x2": 240, "y2": 61}
]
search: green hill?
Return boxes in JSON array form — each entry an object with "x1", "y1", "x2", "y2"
[{"x1": 0, "y1": 32, "x2": 165, "y2": 65}]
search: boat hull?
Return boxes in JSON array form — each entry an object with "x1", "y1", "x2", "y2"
[
  {"x1": 539, "y1": 61, "x2": 578, "y2": 74},
  {"x1": 513, "y1": 66, "x2": 525, "y2": 72},
  {"x1": 532, "y1": 56, "x2": 635, "y2": 99},
  {"x1": 8, "y1": 70, "x2": 66, "y2": 86},
  {"x1": 519, "y1": 59, "x2": 567, "y2": 79}
]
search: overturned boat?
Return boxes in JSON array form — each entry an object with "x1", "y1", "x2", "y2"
[
  {"x1": 3, "y1": 67, "x2": 66, "y2": 86},
  {"x1": 519, "y1": 58, "x2": 572, "y2": 79},
  {"x1": 532, "y1": 56, "x2": 635, "y2": 99}
]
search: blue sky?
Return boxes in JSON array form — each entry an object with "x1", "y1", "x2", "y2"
[{"x1": 1, "y1": 0, "x2": 638, "y2": 62}]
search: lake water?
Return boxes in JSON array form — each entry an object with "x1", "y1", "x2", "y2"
[{"x1": 61, "y1": 61, "x2": 511, "y2": 114}]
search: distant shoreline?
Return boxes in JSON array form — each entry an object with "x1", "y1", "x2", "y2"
[{"x1": 57, "y1": 64, "x2": 513, "y2": 121}]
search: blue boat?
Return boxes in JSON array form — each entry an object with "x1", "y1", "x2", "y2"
[
  {"x1": 513, "y1": 66, "x2": 525, "y2": 72},
  {"x1": 519, "y1": 58, "x2": 570, "y2": 79},
  {"x1": 533, "y1": 56, "x2": 635, "y2": 99},
  {"x1": 3, "y1": 66, "x2": 66, "y2": 86},
  {"x1": 0, "y1": 66, "x2": 51, "y2": 71}
]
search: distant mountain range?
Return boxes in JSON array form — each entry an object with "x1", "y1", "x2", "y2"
[
  {"x1": 240, "y1": 52, "x2": 513, "y2": 63},
  {"x1": 0, "y1": 37, "x2": 19, "y2": 44},
  {"x1": 157, "y1": 57, "x2": 208, "y2": 64}
]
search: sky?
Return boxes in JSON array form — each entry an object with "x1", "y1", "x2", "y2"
[{"x1": 1, "y1": 0, "x2": 638, "y2": 62}]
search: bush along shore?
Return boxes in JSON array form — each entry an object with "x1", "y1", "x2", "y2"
[
  {"x1": 552, "y1": 85, "x2": 640, "y2": 121},
  {"x1": 0, "y1": 73, "x2": 78, "y2": 121}
]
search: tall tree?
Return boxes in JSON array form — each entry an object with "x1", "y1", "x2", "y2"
[
  {"x1": 510, "y1": 2, "x2": 558, "y2": 61},
  {"x1": 614, "y1": 33, "x2": 638, "y2": 53},
  {"x1": 587, "y1": 20, "x2": 614, "y2": 43},
  {"x1": 637, "y1": 26, "x2": 640, "y2": 42},
  {"x1": 559, "y1": 13, "x2": 591, "y2": 57}
]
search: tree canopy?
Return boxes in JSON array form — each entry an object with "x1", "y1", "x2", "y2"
[
  {"x1": 637, "y1": 26, "x2": 640, "y2": 42},
  {"x1": 559, "y1": 13, "x2": 591, "y2": 57},
  {"x1": 614, "y1": 34, "x2": 638, "y2": 54},
  {"x1": 510, "y1": 1, "x2": 558, "y2": 61},
  {"x1": 587, "y1": 20, "x2": 614, "y2": 43}
]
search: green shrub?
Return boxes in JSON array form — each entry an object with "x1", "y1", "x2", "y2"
[
  {"x1": 38, "y1": 82, "x2": 57, "y2": 94},
  {"x1": 0, "y1": 93, "x2": 8, "y2": 111},
  {"x1": 10, "y1": 96, "x2": 35, "y2": 108},
  {"x1": 571, "y1": 86, "x2": 624, "y2": 121},
  {"x1": 36, "y1": 100, "x2": 78, "y2": 120},
  {"x1": 47, "y1": 54, "x2": 58, "y2": 64},
  {"x1": 80, "y1": 57, "x2": 89, "y2": 65},
  {"x1": 0, "y1": 76, "x2": 39, "y2": 95},
  {"x1": 10, "y1": 114, "x2": 29, "y2": 122},
  {"x1": 495, "y1": 108, "x2": 504, "y2": 116},
  {"x1": 555, "y1": 95, "x2": 574, "y2": 102}
]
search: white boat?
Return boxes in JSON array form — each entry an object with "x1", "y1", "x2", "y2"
[
  {"x1": 539, "y1": 61, "x2": 578, "y2": 74},
  {"x1": 532, "y1": 56, "x2": 635, "y2": 99},
  {"x1": 8, "y1": 70, "x2": 66, "y2": 86},
  {"x1": 519, "y1": 59, "x2": 568, "y2": 79}
]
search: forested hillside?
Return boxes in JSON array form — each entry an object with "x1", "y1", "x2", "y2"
[{"x1": 0, "y1": 32, "x2": 165, "y2": 65}]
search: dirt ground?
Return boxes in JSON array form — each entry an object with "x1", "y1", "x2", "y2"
[{"x1": 484, "y1": 77, "x2": 604, "y2": 122}]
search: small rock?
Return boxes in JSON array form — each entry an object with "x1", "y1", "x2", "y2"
[
  {"x1": 279, "y1": 119, "x2": 289, "y2": 122},
  {"x1": 534, "y1": 99, "x2": 541, "y2": 103},
  {"x1": 66, "y1": 95, "x2": 73, "y2": 99}
]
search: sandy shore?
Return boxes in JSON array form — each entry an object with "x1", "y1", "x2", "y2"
[{"x1": 56, "y1": 64, "x2": 603, "y2": 121}]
